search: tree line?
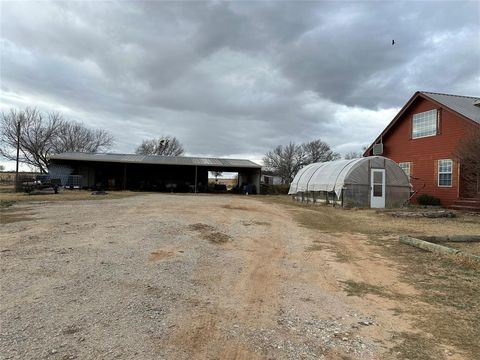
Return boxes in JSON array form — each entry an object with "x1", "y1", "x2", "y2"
[
  {"x1": 0, "y1": 108, "x2": 364, "y2": 178},
  {"x1": 0, "y1": 108, "x2": 185, "y2": 172}
]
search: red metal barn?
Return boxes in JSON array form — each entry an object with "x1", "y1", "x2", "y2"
[{"x1": 364, "y1": 92, "x2": 480, "y2": 210}]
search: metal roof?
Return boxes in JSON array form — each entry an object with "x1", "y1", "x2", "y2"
[
  {"x1": 50, "y1": 152, "x2": 261, "y2": 169},
  {"x1": 421, "y1": 92, "x2": 480, "y2": 124},
  {"x1": 364, "y1": 91, "x2": 480, "y2": 155}
]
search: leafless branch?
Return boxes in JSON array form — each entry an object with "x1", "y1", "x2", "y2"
[
  {"x1": 0, "y1": 108, "x2": 114, "y2": 173},
  {"x1": 135, "y1": 136, "x2": 184, "y2": 156}
]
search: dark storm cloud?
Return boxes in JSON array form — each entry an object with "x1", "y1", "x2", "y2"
[
  {"x1": 272, "y1": 1, "x2": 480, "y2": 107},
  {"x1": 1, "y1": 0, "x2": 479, "y2": 165}
]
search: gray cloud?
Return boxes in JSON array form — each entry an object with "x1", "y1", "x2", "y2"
[{"x1": 1, "y1": 0, "x2": 479, "y2": 168}]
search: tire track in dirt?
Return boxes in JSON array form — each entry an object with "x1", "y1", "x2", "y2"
[{"x1": 164, "y1": 197, "x2": 288, "y2": 359}]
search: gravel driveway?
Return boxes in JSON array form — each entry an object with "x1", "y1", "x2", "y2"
[{"x1": 1, "y1": 194, "x2": 403, "y2": 359}]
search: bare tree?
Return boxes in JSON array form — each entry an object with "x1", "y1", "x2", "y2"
[
  {"x1": 263, "y1": 139, "x2": 339, "y2": 184},
  {"x1": 455, "y1": 126, "x2": 480, "y2": 196},
  {"x1": 1, "y1": 108, "x2": 62, "y2": 173},
  {"x1": 135, "y1": 136, "x2": 184, "y2": 156},
  {"x1": 344, "y1": 151, "x2": 362, "y2": 160},
  {"x1": 0, "y1": 108, "x2": 114, "y2": 173},
  {"x1": 302, "y1": 139, "x2": 340, "y2": 163},
  {"x1": 52, "y1": 121, "x2": 113, "y2": 154},
  {"x1": 263, "y1": 142, "x2": 303, "y2": 184}
]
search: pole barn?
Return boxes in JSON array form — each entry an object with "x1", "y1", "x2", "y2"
[{"x1": 48, "y1": 152, "x2": 261, "y2": 194}]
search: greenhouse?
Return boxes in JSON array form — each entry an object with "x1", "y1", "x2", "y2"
[{"x1": 288, "y1": 156, "x2": 411, "y2": 208}]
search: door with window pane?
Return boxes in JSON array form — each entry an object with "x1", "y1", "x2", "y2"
[{"x1": 370, "y1": 169, "x2": 386, "y2": 208}]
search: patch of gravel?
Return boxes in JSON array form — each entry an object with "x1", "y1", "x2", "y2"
[
  {"x1": 224, "y1": 311, "x2": 377, "y2": 360},
  {"x1": 1, "y1": 194, "x2": 383, "y2": 359}
]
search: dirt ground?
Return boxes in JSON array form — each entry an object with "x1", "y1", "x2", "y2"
[{"x1": 1, "y1": 194, "x2": 479, "y2": 360}]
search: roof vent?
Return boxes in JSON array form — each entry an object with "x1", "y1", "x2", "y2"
[
  {"x1": 474, "y1": 99, "x2": 480, "y2": 107},
  {"x1": 372, "y1": 143, "x2": 383, "y2": 155}
]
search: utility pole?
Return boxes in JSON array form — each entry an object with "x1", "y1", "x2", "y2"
[{"x1": 15, "y1": 120, "x2": 21, "y2": 192}]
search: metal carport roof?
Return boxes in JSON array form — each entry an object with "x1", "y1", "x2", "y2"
[{"x1": 49, "y1": 152, "x2": 261, "y2": 169}]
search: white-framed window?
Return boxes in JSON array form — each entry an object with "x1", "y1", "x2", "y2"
[
  {"x1": 412, "y1": 109, "x2": 438, "y2": 139},
  {"x1": 399, "y1": 162, "x2": 411, "y2": 177},
  {"x1": 438, "y1": 159, "x2": 452, "y2": 187}
]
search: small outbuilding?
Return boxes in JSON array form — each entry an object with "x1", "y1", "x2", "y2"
[{"x1": 288, "y1": 156, "x2": 410, "y2": 208}]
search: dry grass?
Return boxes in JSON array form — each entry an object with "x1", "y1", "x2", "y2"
[
  {"x1": 444, "y1": 242, "x2": 480, "y2": 256},
  {"x1": 1, "y1": 204, "x2": 37, "y2": 224},
  {"x1": 1, "y1": 211, "x2": 37, "y2": 224},
  {"x1": 260, "y1": 196, "x2": 480, "y2": 360},
  {"x1": 341, "y1": 279, "x2": 408, "y2": 302},
  {"x1": 305, "y1": 243, "x2": 323, "y2": 251},
  {"x1": 0, "y1": 184, "x2": 14, "y2": 192},
  {"x1": 187, "y1": 223, "x2": 231, "y2": 244},
  {"x1": 221, "y1": 204, "x2": 249, "y2": 211},
  {"x1": 381, "y1": 241, "x2": 480, "y2": 359},
  {"x1": 260, "y1": 196, "x2": 480, "y2": 237},
  {"x1": 203, "y1": 231, "x2": 231, "y2": 244},
  {"x1": 0, "y1": 200, "x2": 16, "y2": 208},
  {"x1": 188, "y1": 223, "x2": 215, "y2": 232},
  {"x1": 341, "y1": 280, "x2": 389, "y2": 298},
  {"x1": 242, "y1": 220, "x2": 271, "y2": 226},
  {"x1": 390, "y1": 332, "x2": 446, "y2": 360},
  {"x1": 1, "y1": 189, "x2": 145, "y2": 225},
  {"x1": 0, "y1": 189, "x2": 144, "y2": 204}
]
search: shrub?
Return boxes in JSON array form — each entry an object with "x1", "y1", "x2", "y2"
[
  {"x1": 417, "y1": 194, "x2": 442, "y2": 206},
  {"x1": 260, "y1": 184, "x2": 290, "y2": 195}
]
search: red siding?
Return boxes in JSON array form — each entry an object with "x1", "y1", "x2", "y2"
[{"x1": 372, "y1": 97, "x2": 477, "y2": 207}]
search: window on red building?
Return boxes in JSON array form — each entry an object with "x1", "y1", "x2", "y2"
[
  {"x1": 438, "y1": 159, "x2": 452, "y2": 187},
  {"x1": 412, "y1": 109, "x2": 438, "y2": 138}
]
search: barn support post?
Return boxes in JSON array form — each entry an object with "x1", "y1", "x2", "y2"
[
  {"x1": 254, "y1": 169, "x2": 261, "y2": 195},
  {"x1": 194, "y1": 166, "x2": 198, "y2": 194},
  {"x1": 123, "y1": 164, "x2": 127, "y2": 190}
]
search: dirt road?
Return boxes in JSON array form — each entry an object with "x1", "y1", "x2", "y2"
[{"x1": 0, "y1": 194, "x2": 441, "y2": 359}]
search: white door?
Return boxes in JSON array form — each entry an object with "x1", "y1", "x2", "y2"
[{"x1": 370, "y1": 169, "x2": 386, "y2": 208}]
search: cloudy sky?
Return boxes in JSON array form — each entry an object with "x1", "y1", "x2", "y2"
[{"x1": 1, "y1": 0, "x2": 479, "y2": 169}]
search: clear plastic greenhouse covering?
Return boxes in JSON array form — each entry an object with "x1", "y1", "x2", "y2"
[{"x1": 288, "y1": 156, "x2": 408, "y2": 198}]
